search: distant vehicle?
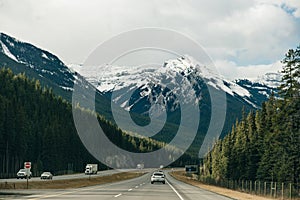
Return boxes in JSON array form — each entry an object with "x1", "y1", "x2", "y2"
[
  {"x1": 185, "y1": 165, "x2": 199, "y2": 174},
  {"x1": 137, "y1": 163, "x2": 144, "y2": 169},
  {"x1": 17, "y1": 169, "x2": 32, "y2": 179},
  {"x1": 151, "y1": 171, "x2": 165, "y2": 184},
  {"x1": 40, "y1": 172, "x2": 53, "y2": 180},
  {"x1": 85, "y1": 164, "x2": 98, "y2": 175}
]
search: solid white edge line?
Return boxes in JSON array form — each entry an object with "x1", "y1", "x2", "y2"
[{"x1": 166, "y1": 180, "x2": 184, "y2": 200}]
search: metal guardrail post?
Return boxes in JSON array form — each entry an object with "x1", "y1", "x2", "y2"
[
  {"x1": 258, "y1": 181, "x2": 261, "y2": 195},
  {"x1": 264, "y1": 182, "x2": 267, "y2": 196},
  {"x1": 254, "y1": 181, "x2": 257, "y2": 194},
  {"x1": 242, "y1": 180, "x2": 244, "y2": 191},
  {"x1": 289, "y1": 183, "x2": 292, "y2": 199},
  {"x1": 274, "y1": 182, "x2": 277, "y2": 198},
  {"x1": 271, "y1": 182, "x2": 273, "y2": 197}
]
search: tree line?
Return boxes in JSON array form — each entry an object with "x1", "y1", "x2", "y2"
[
  {"x1": 201, "y1": 45, "x2": 300, "y2": 184},
  {"x1": 0, "y1": 68, "x2": 189, "y2": 178}
]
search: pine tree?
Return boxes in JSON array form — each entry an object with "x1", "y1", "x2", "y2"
[{"x1": 279, "y1": 46, "x2": 300, "y2": 98}]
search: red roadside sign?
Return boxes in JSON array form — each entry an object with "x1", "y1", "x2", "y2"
[{"x1": 24, "y1": 162, "x2": 31, "y2": 169}]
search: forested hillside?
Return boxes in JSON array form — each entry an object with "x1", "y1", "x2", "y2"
[
  {"x1": 0, "y1": 68, "x2": 186, "y2": 178},
  {"x1": 201, "y1": 45, "x2": 300, "y2": 184}
]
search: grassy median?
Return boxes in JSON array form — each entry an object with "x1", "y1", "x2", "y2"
[{"x1": 0, "y1": 172, "x2": 145, "y2": 190}]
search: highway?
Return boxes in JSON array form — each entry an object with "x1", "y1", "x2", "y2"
[
  {"x1": 1, "y1": 169, "x2": 140, "y2": 183},
  {"x1": 2, "y1": 171, "x2": 233, "y2": 200}
]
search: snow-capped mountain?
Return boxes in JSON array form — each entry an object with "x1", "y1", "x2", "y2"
[
  {"x1": 75, "y1": 55, "x2": 281, "y2": 147},
  {"x1": 71, "y1": 55, "x2": 281, "y2": 156},
  {"x1": 0, "y1": 32, "x2": 76, "y2": 99},
  {"x1": 0, "y1": 32, "x2": 114, "y2": 121},
  {"x1": 78, "y1": 55, "x2": 268, "y2": 112}
]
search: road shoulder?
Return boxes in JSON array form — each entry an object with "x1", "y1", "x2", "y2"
[{"x1": 170, "y1": 171, "x2": 273, "y2": 200}]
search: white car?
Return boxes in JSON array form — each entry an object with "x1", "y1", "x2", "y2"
[
  {"x1": 17, "y1": 169, "x2": 32, "y2": 179},
  {"x1": 151, "y1": 171, "x2": 165, "y2": 184}
]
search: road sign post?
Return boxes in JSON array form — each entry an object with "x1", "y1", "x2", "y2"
[{"x1": 24, "y1": 162, "x2": 31, "y2": 189}]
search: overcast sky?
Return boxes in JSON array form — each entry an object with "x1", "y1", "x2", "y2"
[{"x1": 0, "y1": 0, "x2": 300, "y2": 80}]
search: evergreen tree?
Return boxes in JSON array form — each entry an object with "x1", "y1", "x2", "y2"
[
  {"x1": 0, "y1": 68, "x2": 176, "y2": 178},
  {"x1": 279, "y1": 45, "x2": 300, "y2": 98},
  {"x1": 202, "y1": 44, "x2": 300, "y2": 184}
]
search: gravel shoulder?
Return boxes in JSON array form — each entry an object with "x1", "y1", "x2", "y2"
[{"x1": 170, "y1": 170, "x2": 273, "y2": 200}]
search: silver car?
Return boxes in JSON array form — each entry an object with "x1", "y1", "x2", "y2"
[
  {"x1": 151, "y1": 171, "x2": 165, "y2": 184},
  {"x1": 40, "y1": 172, "x2": 53, "y2": 179}
]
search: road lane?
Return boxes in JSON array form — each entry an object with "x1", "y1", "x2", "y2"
[
  {"x1": 2, "y1": 171, "x2": 233, "y2": 200},
  {"x1": 0, "y1": 169, "x2": 148, "y2": 183}
]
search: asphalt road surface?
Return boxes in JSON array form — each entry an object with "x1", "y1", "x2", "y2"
[{"x1": 2, "y1": 171, "x2": 233, "y2": 200}]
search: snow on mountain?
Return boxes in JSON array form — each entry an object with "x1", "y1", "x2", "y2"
[
  {"x1": 0, "y1": 40, "x2": 19, "y2": 62},
  {"x1": 0, "y1": 32, "x2": 75, "y2": 91},
  {"x1": 254, "y1": 72, "x2": 282, "y2": 88},
  {"x1": 79, "y1": 55, "x2": 250, "y2": 96},
  {"x1": 76, "y1": 55, "x2": 258, "y2": 112},
  {"x1": 234, "y1": 72, "x2": 281, "y2": 105},
  {"x1": 164, "y1": 56, "x2": 251, "y2": 98}
]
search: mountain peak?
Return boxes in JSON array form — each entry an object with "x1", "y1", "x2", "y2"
[{"x1": 163, "y1": 55, "x2": 223, "y2": 82}]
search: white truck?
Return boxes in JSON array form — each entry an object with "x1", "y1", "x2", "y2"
[{"x1": 85, "y1": 164, "x2": 98, "y2": 175}]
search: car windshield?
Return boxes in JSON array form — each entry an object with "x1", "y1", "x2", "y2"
[
  {"x1": 153, "y1": 173, "x2": 163, "y2": 176},
  {"x1": 19, "y1": 169, "x2": 26, "y2": 172}
]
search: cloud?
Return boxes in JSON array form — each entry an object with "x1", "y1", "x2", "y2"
[
  {"x1": 255, "y1": 0, "x2": 300, "y2": 18},
  {"x1": 215, "y1": 59, "x2": 282, "y2": 80},
  {"x1": 202, "y1": 2, "x2": 299, "y2": 64},
  {"x1": 0, "y1": 0, "x2": 299, "y2": 79}
]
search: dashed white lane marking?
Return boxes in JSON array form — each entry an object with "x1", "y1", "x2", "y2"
[
  {"x1": 128, "y1": 188, "x2": 133, "y2": 191},
  {"x1": 27, "y1": 181, "x2": 119, "y2": 200},
  {"x1": 166, "y1": 180, "x2": 184, "y2": 200},
  {"x1": 114, "y1": 193, "x2": 122, "y2": 198},
  {"x1": 135, "y1": 186, "x2": 139, "y2": 188}
]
